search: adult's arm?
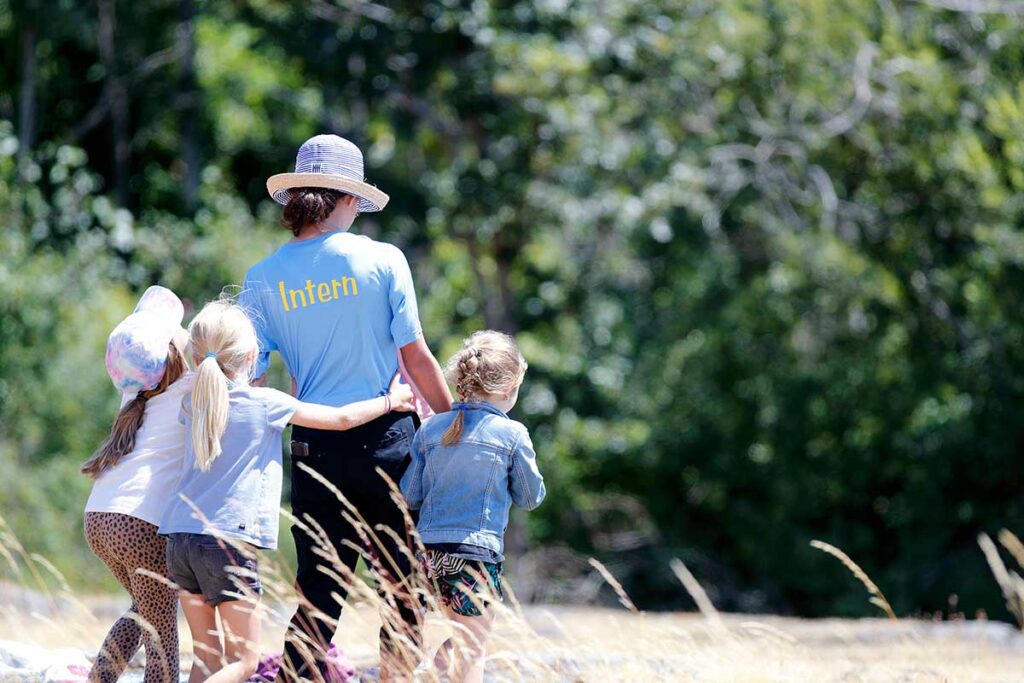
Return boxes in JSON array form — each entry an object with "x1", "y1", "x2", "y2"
[
  {"x1": 400, "y1": 336, "x2": 453, "y2": 414},
  {"x1": 388, "y1": 246, "x2": 451, "y2": 413}
]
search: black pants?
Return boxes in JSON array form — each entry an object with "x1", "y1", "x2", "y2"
[{"x1": 278, "y1": 411, "x2": 420, "y2": 681}]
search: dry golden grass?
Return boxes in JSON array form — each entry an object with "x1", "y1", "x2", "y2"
[
  {"x1": 810, "y1": 539, "x2": 897, "y2": 621},
  {"x1": 978, "y1": 530, "x2": 1024, "y2": 629},
  {"x1": 4, "y1": 596, "x2": 1024, "y2": 682},
  {"x1": 4, "y1": 491, "x2": 1024, "y2": 682}
]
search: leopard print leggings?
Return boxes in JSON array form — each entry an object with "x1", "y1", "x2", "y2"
[{"x1": 84, "y1": 512, "x2": 179, "y2": 683}]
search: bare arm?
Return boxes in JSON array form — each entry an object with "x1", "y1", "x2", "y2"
[
  {"x1": 290, "y1": 377, "x2": 415, "y2": 431},
  {"x1": 399, "y1": 335, "x2": 453, "y2": 414}
]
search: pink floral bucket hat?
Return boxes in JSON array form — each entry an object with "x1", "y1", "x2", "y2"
[{"x1": 105, "y1": 286, "x2": 187, "y2": 394}]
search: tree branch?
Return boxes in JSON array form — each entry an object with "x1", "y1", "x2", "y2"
[
  {"x1": 911, "y1": 0, "x2": 1024, "y2": 14},
  {"x1": 17, "y1": 14, "x2": 37, "y2": 162},
  {"x1": 309, "y1": 0, "x2": 394, "y2": 25},
  {"x1": 70, "y1": 45, "x2": 182, "y2": 142},
  {"x1": 819, "y1": 43, "x2": 878, "y2": 138}
]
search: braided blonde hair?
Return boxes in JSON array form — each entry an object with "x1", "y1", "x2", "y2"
[{"x1": 442, "y1": 330, "x2": 527, "y2": 446}]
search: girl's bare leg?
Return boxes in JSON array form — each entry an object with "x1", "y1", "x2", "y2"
[
  {"x1": 205, "y1": 600, "x2": 261, "y2": 683},
  {"x1": 432, "y1": 637, "x2": 455, "y2": 679},
  {"x1": 442, "y1": 605, "x2": 493, "y2": 683},
  {"x1": 180, "y1": 592, "x2": 223, "y2": 683}
]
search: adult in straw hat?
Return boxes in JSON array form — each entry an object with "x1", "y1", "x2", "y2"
[
  {"x1": 241, "y1": 134, "x2": 453, "y2": 681},
  {"x1": 265, "y1": 134, "x2": 389, "y2": 213}
]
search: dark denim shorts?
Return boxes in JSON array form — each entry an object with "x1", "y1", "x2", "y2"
[{"x1": 165, "y1": 532, "x2": 262, "y2": 606}]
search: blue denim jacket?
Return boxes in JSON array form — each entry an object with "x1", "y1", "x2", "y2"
[{"x1": 400, "y1": 402, "x2": 545, "y2": 560}]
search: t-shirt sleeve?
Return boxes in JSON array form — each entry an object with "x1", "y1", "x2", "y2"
[
  {"x1": 240, "y1": 266, "x2": 278, "y2": 379},
  {"x1": 264, "y1": 388, "x2": 299, "y2": 431},
  {"x1": 388, "y1": 247, "x2": 423, "y2": 348}
]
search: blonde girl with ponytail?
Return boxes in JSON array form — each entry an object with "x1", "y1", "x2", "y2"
[
  {"x1": 157, "y1": 298, "x2": 416, "y2": 683},
  {"x1": 401, "y1": 331, "x2": 546, "y2": 683}
]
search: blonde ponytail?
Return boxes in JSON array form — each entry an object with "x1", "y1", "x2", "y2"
[
  {"x1": 191, "y1": 355, "x2": 229, "y2": 471},
  {"x1": 186, "y1": 299, "x2": 259, "y2": 471},
  {"x1": 442, "y1": 331, "x2": 527, "y2": 447}
]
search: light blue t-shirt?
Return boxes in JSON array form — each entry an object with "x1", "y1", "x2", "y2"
[
  {"x1": 157, "y1": 383, "x2": 298, "y2": 549},
  {"x1": 240, "y1": 231, "x2": 422, "y2": 406}
]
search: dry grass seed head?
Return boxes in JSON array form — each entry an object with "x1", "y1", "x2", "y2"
[{"x1": 810, "y1": 540, "x2": 897, "y2": 621}]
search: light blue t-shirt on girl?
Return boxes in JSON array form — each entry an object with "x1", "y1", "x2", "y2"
[
  {"x1": 157, "y1": 383, "x2": 298, "y2": 549},
  {"x1": 239, "y1": 231, "x2": 422, "y2": 406}
]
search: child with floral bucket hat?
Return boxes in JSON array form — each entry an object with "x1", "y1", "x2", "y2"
[{"x1": 82, "y1": 285, "x2": 193, "y2": 683}]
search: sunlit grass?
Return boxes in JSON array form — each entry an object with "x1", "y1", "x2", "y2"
[{"x1": 3, "y1": 486, "x2": 1024, "y2": 681}]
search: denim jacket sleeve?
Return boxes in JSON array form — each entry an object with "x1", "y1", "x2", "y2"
[
  {"x1": 400, "y1": 431, "x2": 426, "y2": 510},
  {"x1": 509, "y1": 425, "x2": 546, "y2": 511}
]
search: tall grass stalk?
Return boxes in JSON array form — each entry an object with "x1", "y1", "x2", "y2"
[
  {"x1": 809, "y1": 540, "x2": 897, "y2": 621},
  {"x1": 587, "y1": 558, "x2": 639, "y2": 613},
  {"x1": 997, "y1": 529, "x2": 1024, "y2": 572},
  {"x1": 978, "y1": 532, "x2": 1024, "y2": 629},
  {"x1": 670, "y1": 557, "x2": 727, "y2": 635}
]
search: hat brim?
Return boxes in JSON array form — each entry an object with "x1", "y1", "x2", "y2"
[{"x1": 266, "y1": 173, "x2": 389, "y2": 213}]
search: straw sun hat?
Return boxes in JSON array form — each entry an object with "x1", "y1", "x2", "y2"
[{"x1": 266, "y1": 134, "x2": 389, "y2": 213}]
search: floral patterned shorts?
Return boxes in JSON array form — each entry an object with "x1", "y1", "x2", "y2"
[{"x1": 421, "y1": 549, "x2": 504, "y2": 617}]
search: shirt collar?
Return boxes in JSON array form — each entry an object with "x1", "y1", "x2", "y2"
[
  {"x1": 279, "y1": 228, "x2": 357, "y2": 248},
  {"x1": 452, "y1": 401, "x2": 508, "y2": 418}
]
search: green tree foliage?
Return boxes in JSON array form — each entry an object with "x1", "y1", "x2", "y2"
[{"x1": 2, "y1": 0, "x2": 1024, "y2": 615}]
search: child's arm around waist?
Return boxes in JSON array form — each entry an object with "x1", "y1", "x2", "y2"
[
  {"x1": 510, "y1": 424, "x2": 545, "y2": 510},
  {"x1": 290, "y1": 375, "x2": 416, "y2": 431}
]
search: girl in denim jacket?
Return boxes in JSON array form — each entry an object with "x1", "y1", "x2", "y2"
[{"x1": 401, "y1": 331, "x2": 546, "y2": 683}]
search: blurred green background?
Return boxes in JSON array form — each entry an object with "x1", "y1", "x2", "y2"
[{"x1": 2, "y1": 0, "x2": 1024, "y2": 621}]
